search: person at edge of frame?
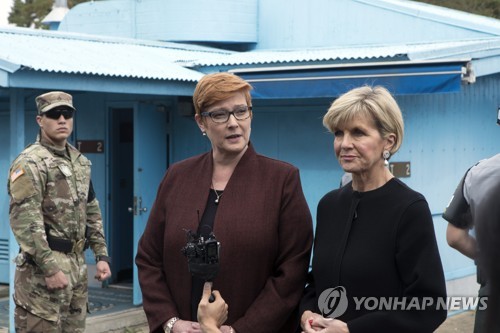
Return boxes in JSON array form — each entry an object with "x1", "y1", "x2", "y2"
[
  {"x1": 8, "y1": 91, "x2": 112, "y2": 333},
  {"x1": 443, "y1": 110, "x2": 500, "y2": 333}
]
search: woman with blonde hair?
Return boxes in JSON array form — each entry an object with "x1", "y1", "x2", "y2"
[{"x1": 300, "y1": 86, "x2": 446, "y2": 333}]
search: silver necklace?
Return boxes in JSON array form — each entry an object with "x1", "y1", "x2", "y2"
[{"x1": 211, "y1": 181, "x2": 223, "y2": 204}]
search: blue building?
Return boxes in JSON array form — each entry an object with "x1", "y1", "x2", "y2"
[{"x1": 1, "y1": 0, "x2": 500, "y2": 318}]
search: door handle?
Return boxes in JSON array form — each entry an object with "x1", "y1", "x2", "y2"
[
  {"x1": 138, "y1": 197, "x2": 148, "y2": 215},
  {"x1": 128, "y1": 196, "x2": 138, "y2": 215},
  {"x1": 128, "y1": 196, "x2": 148, "y2": 216}
]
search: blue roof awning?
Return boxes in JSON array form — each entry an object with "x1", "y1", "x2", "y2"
[{"x1": 231, "y1": 60, "x2": 469, "y2": 99}]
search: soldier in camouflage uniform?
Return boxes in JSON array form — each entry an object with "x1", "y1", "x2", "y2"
[{"x1": 8, "y1": 91, "x2": 112, "y2": 333}]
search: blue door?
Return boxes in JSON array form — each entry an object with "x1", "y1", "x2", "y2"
[
  {"x1": 132, "y1": 103, "x2": 167, "y2": 305},
  {"x1": 0, "y1": 113, "x2": 10, "y2": 283}
]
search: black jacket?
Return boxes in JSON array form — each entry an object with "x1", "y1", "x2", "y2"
[{"x1": 301, "y1": 178, "x2": 447, "y2": 333}]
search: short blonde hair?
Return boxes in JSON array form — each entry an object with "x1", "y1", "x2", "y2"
[
  {"x1": 323, "y1": 86, "x2": 404, "y2": 154},
  {"x1": 193, "y1": 72, "x2": 253, "y2": 116}
]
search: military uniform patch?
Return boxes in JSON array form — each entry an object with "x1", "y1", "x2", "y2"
[
  {"x1": 58, "y1": 165, "x2": 72, "y2": 177},
  {"x1": 10, "y1": 165, "x2": 37, "y2": 202},
  {"x1": 10, "y1": 167, "x2": 25, "y2": 183}
]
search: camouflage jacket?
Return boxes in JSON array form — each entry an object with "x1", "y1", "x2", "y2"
[{"x1": 8, "y1": 139, "x2": 108, "y2": 277}]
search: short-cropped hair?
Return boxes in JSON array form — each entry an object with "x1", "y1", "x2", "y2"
[{"x1": 193, "y1": 73, "x2": 253, "y2": 116}]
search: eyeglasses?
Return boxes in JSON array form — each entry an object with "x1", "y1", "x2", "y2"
[
  {"x1": 44, "y1": 109, "x2": 74, "y2": 120},
  {"x1": 201, "y1": 105, "x2": 252, "y2": 123}
]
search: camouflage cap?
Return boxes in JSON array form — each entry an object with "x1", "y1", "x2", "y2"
[{"x1": 35, "y1": 91, "x2": 76, "y2": 114}]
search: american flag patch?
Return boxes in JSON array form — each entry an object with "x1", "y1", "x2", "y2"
[{"x1": 10, "y1": 167, "x2": 25, "y2": 183}]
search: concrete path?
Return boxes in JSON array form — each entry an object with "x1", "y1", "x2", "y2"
[
  {"x1": 436, "y1": 311, "x2": 475, "y2": 333},
  {"x1": 117, "y1": 310, "x2": 477, "y2": 333},
  {"x1": 0, "y1": 282, "x2": 477, "y2": 333}
]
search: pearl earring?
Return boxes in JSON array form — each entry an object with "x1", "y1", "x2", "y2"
[
  {"x1": 202, "y1": 132, "x2": 207, "y2": 136},
  {"x1": 383, "y1": 150, "x2": 390, "y2": 167}
]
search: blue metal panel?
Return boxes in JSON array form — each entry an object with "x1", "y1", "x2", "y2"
[
  {"x1": 8, "y1": 71, "x2": 198, "y2": 96},
  {"x1": 433, "y1": 215, "x2": 476, "y2": 280},
  {"x1": 137, "y1": 0, "x2": 258, "y2": 43},
  {"x1": 356, "y1": 0, "x2": 500, "y2": 36},
  {"x1": 0, "y1": 113, "x2": 10, "y2": 283},
  {"x1": 8, "y1": 89, "x2": 25, "y2": 333},
  {"x1": 396, "y1": 74, "x2": 500, "y2": 280},
  {"x1": 171, "y1": 109, "x2": 211, "y2": 163},
  {"x1": 0, "y1": 71, "x2": 8, "y2": 87},
  {"x1": 237, "y1": 62, "x2": 465, "y2": 99},
  {"x1": 255, "y1": 0, "x2": 498, "y2": 50},
  {"x1": 71, "y1": 93, "x2": 109, "y2": 264},
  {"x1": 59, "y1": 0, "x2": 136, "y2": 38},
  {"x1": 250, "y1": 105, "x2": 342, "y2": 222},
  {"x1": 473, "y1": 56, "x2": 500, "y2": 77},
  {"x1": 133, "y1": 102, "x2": 167, "y2": 305},
  {"x1": 59, "y1": 0, "x2": 257, "y2": 43},
  {"x1": 56, "y1": 0, "x2": 500, "y2": 49}
]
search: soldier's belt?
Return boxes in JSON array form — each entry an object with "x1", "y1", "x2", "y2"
[{"x1": 47, "y1": 234, "x2": 89, "y2": 254}]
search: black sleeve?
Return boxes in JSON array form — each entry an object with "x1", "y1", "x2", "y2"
[
  {"x1": 87, "y1": 180, "x2": 96, "y2": 203},
  {"x1": 299, "y1": 271, "x2": 318, "y2": 315},
  {"x1": 442, "y1": 170, "x2": 472, "y2": 229}
]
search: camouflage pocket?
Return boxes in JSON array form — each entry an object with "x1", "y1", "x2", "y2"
[
  {"x1": 17, "y1": 292, "x2": 60, "y2": 323},
  {"x1": 14, "y1": 266, "x2": 60, "y2": 322},
  {"x1": 42, "y1": 197, "x2": 61, "y2": 220}
]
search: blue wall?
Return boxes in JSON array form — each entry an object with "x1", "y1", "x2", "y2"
[
  {"x1": 256, "y1": 0, "x2": 496, "y2": 50},
  {"x1": 59, "y1": 0, "x2": 496, "y2": 49},
  {"x1": 60, "y1": 0, "x2": 258, "y2": 44},
  {"x1": 0, "y1": 112, "x2": 12, "y2": 280},
  {"x1": 397, "y1": 75, "x2": 500, "y2": 279}
]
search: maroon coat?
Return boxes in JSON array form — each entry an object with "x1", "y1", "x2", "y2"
[{"x1": 136, "y1": 144, "x2": 313, "y2": 333}]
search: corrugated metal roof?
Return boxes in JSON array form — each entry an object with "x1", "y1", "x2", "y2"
[
  {"x1": 2, "y1": 27, "x2": 500, "y2": 82},
  {"x1": 193, "y1": 38, "x2": 500, "y2": 67},
  {"x1": 193, "y1": 45, "x2": 407, "y2": 67},
  {"x1": 0, "y1": 27, "x2": 232, "y2": 81}
]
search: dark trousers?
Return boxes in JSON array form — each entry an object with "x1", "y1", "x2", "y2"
[{"x1": 474, "y1": 285, "x2": 500, "y2": 333}]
